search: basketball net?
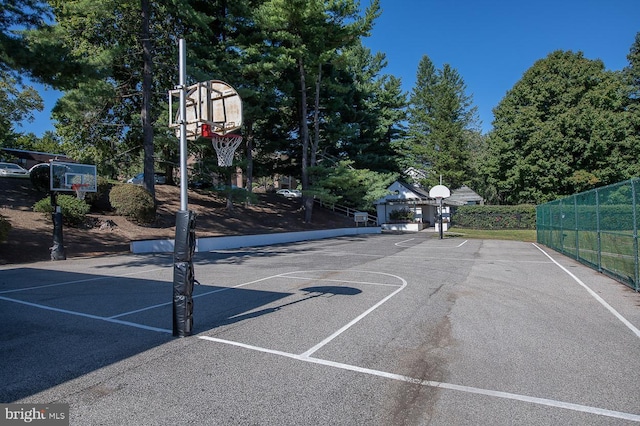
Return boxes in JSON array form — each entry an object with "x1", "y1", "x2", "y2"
[
  {"x1": 71, "y1": 183, "x2": 89, "y2": 200},
  {"x1": 210, "y1": 134, "x2": 243, "y2": 167}
]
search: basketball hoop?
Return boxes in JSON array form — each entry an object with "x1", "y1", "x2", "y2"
[
  {"x1": 71, "y1": 183, "x2": 90, "y2": 200},
  {"x1": 209, "y1": 133, "x2": 243, "y2": 167}
]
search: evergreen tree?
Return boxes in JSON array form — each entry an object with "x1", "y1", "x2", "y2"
[
  {"x1": 33, "y1": 0, "x2": 212, "y2": 188},
  {"x1": 322, "y1": 43, "x2": 406, "y2": 174},
  {"x1": 0, "y1": 0, "x2": 50, "y2": 72},
  {"x1": 403, "y1": 55, "x2": 478, "y2": 189},
  {"x1": 254, "y1": 0, "x2": 380, "y2": 222},
  {"x1": 0, "y1": 0, "x2": 50, "y2": 146}
]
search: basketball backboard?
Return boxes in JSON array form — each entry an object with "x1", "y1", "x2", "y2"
[
  {"x1": 429, "y1": 184, "x2": 450, "y2": 199},
  {"x1": 169, "y1": 80, "x2": 242, "y2": 140},
  {"x1": 50, "y1": 162, "x2": 97, "y2": 192}
]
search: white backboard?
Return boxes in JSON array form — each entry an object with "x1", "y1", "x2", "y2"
[
  {"x1": 429, "y1": 184, "x2": 450, "y2": 199},
  {"x1": 169, "y1": 80, "x2": 243, "y2": 140}
]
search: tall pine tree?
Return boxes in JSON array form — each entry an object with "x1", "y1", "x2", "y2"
[{"x1": 402, "y1": 55, "x2": 478, "y2": 189}]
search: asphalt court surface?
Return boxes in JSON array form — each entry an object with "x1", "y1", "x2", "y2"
[{"x1": 1, "y1": 233, "x2": 639, "y2": 425}]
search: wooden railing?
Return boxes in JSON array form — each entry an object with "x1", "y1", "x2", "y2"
[{"x1": 314, "y1": 199, "x2": 378, "y2": 227}]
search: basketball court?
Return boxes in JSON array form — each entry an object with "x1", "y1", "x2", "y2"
[{"x1": 1, "y1": 233, "x2": 639, "y2": 424}]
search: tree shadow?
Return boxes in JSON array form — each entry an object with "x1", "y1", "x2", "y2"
[{"x1": 1, "y1": 268, "x2": 362, "y2": 401}]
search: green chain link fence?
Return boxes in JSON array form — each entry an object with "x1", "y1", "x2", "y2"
[{"x1": 536, "y1": 178, "x2": 640, "y2": 292}]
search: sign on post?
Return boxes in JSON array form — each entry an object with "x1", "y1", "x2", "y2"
[{"x1": 354, "y1": 212, "x2": 368, "y2": 227}]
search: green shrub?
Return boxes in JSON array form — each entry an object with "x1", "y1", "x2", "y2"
[
  {"x1": 85, "y1": 176, "x2": 113, "y2": 211},
  {"x1": 454, "y1": 204, "x2": 536, "y2": 229},
  {"x1": 109, "y1": 184, "x2": 156, "y2": 223},
  {"x1": 0, "y1": 215, "x2": 11, "y2": 242},
  {"x1": 213, "y1": 187, "x2": 259, "y2": 206},
  {"x1": 389, "y1": 207, "x2": 414, "y2": 222},
  {"x1": 33, "y1": 194, "x2": 91, "y2": 226}
]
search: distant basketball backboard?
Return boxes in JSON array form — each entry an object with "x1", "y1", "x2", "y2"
[
  {"x1": 50, "y1": 162, "x2": 97, "y2": 192},
  {"x1": 429, "y1": 184, "x2": 450, "y2": 199},
  {"x1": 169, "y1": 80, "x2": 243, "y2": 140}
]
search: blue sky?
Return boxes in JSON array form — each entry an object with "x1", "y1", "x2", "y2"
[
  {"x1": 362, "y1": 0, "x2": 639, "y2": 133},
  {"x1": 19, "y1": 0, "x2": 640, "y2": 137}
]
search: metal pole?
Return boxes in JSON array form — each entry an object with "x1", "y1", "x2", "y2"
[
  {"x1": 439, "y1": 198, "x2": 443, "y2": 240},
  {"x1": 173, "y1": 38, "x2": 195, "y2": 337},
  {"x1": 50, "y1": 191, "x2": 66, "y2": 260},
  {"x1": 179, "y1": 38, "x2": 188, "y2": 211}
]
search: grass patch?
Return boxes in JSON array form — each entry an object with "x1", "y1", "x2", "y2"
[{"x1": 445, "y1": 228, "x2": 537, "y2": 242}]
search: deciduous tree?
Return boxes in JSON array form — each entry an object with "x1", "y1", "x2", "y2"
[{"x1": 485, "y1": 50, "x2": 635, "y2": 204}]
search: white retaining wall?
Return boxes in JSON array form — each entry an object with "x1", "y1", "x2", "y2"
[
  {"x1": 130, "y1": 227, "x2": 382, "y2": 254},
  {"x1": 380, "y1": 223, "x2": 426, "y2": 232}
]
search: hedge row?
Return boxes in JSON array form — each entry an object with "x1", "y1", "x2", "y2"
[{"x1": 454, "y1": 205, "x2": 536, "y2": 229}]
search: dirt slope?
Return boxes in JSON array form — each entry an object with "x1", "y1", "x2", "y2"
[{"x1": 0, "y1": 178, "x2": 354, "y2": 265}]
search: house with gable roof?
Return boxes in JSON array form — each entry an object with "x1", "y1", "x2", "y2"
[{"x1": 374, "y1": 181, "x2": 483, "y2": 231}]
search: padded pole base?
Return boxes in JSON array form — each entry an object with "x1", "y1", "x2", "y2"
[
  {"x1": 51, "y1": 209, "x2": 66, "y2": 261},
  {"x1": 173, "y1": 210, "x2": 196, "y2": 337}
]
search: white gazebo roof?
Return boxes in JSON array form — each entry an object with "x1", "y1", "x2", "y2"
[{"x1": 375, "y1": 181, "x2": 482, "y2": 206}]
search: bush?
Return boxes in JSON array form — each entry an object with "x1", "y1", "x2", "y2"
[
  {"x1": 33, "y1": 194, "x2": 91, "y2": 226},
  {"x1": 109, "y1": 184, "x2": 156, "y2": 223},
  {"x1": 213, "y1": 187, "x2": 259, "y2": 206},
  {"x1": 85, "y1": 176, "x2": 113, "y2": 211},
  {"x1": 0, "y1": 215, "x2": 11, "y2": 242},
  {"x1": 454, "y1": 204, "x2": 536, "y2": 229},
  {"x1": 389, "y1": 207, "x2": 414, "y2": 222}
]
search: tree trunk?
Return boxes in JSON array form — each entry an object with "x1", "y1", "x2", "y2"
[
  {"x1": 311, "y1": 62, "x2": 321, "y2": 167},
  {"x1": 141, "y1": 0, "x2": 155, "y2": 200},
  {"x1": 298, "y1": 57, "x2": 313, "y2": 223},
  {"x1": 245, "y1": 121, "x2": 254, "y2": 204},
  {"x1": 226, "y1": 173, "x2": 234, "y2": 212}
]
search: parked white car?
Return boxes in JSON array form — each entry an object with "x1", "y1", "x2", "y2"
[
  {"x1": 276, "y1": 189, "x2": 302, "y2": 198},
  {"x1": 127, "y1": 172, "x2": 166, "y2": 185},
  {"x1": 0, "y1": 162, "x2": 29, "y2": 178}
]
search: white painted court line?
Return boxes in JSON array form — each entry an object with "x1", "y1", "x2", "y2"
[
  {"x1": 300, "y1": 271, "x2": 407, "y2": 357},
  {"x1": 533, "y1": 243, "x2": 640, "y2": 340},
  {"x1": 111, "y1": 274, "x2": 286, "y2": 319},
  {"x1": 293, "y1": 250, "x2": 383, "y2": 258},
  {"x1": 0, "y1": 267, "x2": 166, "y2": 295},
  {"x1": 198, "y1": 335, "x2": 640, "y2": 423},
  {"x1": 280, "y1": 275, "x2": 402, "y2": 288},
  {"x1": 388, "y1": 255, "x2": 552, "y2": 264},
  {"x1": 394, "y1": 238, "x2": 415, "y2": 247},
  {"x1": 0, "y1": 295, "x2": 172, "y2": 333},
  {"x1": 112, "y1": 270, "x2": 403, "y2": 323},
  {"x1": 395, "y1": 239, "x2": 469, "y2": 249}
]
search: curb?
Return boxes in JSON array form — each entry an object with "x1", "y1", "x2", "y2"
[{"x1": 130, "y1": 227, "x2": 382, "y2": 254}]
